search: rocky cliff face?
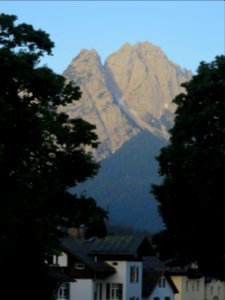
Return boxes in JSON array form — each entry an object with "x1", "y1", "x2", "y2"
[
  {"x1": 63, "y1": 42, "x2": 192, "y2": 232},
  {"x1": 63, "y1": 48, "x2": 138, "y2": 159},
  {"x1": 63, "y1": 42, "x2": 191, "y2": 160}
]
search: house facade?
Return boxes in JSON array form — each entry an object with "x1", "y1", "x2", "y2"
[
  {"x1": 145, "y1": 275, "x2": 176, "y2": 300},
  {"x1": 205, "y1": 277, "x2": 225, "y2": 300},
  {"x1": 54, "y1": 234, "x2": 154, "y2": 300},
  {"x1": 169, "y1": 266, "x2": 225, "y2": 300},
  {"x1": 169, "y1": 265, "x2": 205, "y2": 300},
  {"x1": 103, "y1": 260, "x2": 143, "y2": 300},
  {"x1": 52, "y1": 233, "x2": 225, "y2": 300}
]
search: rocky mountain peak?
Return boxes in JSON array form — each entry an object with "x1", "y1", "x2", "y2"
[
  {"x1": 62, "y1": 42, "x2": 192, "y2": 159},
  {"x1": 77, "y1": 48, "x2": 101, "y2": 61},
  {"x1": 134, "y1": 41, "x2": 165, "y2": 54}
]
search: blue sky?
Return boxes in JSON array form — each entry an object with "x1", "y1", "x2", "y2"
[{"x1": 1, "y1": 1, "x2": 224, "y2": 74}]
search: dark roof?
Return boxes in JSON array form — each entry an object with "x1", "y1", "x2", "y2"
[
  {"x1": 81, "y1": 233, "x2": 152, "y2": 258},
  {"x1": 143, "y1": 256, "x2": 166, "y2": 270},
  {"x1": 142, "y1": 256, "x2": 178, "y2": 297},
  {"x1": 60, "y1": 234, "x2": 153, "y2": 280},
  {"x1": 61, "y1": 237, "x2": 116, "y2": 276}
]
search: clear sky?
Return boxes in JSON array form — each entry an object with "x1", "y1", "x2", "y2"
[{"x1": 1, "y1": 1, "x2": 224, "y2": 74}]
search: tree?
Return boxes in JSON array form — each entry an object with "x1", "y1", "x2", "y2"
[
  {"x1": 151, "y1": 55, "x2": 225, "y2": 278},
  {"x1": 0, "y1": 14, "x2": 107, "y2": 299}
]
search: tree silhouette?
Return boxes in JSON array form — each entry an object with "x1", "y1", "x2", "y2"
[
  {"x1": 152, "y1": 55, "x2": 225, "y2": 278},
  {"x1": 0, "y1": 14, "x2": 107, "y2": 299}
]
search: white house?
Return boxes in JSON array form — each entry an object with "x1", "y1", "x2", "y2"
[
  {"x1": 54, "y1": 233, "x2": 154, "y2": 300},
  {"x1": 55, "y1": 235, "x2": 116, "y2": 300}
]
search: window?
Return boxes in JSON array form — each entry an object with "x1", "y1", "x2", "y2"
[
  {"x1": 158, "y1": 277, "x2": 166, "y2": 287},
  {"x1": 130, "y1": 265, "x2": 139, "y2": 283},
  {"x1": 106, "y1": 283, "x2": 123, "y2": 300},
  {"x1": 106, "y1": 283, "x2": 110, "y2": 300},
  {"x1": 218, "y1": 286, "x2": 221, "y2": 295},
  {"x1": 75, "y1": 263, "x2": 85, "y2": 269},
  {"x1": 56, "y1": 283, "x2": 69, "y2": 300},
  {"x1": 211, "y1": 286, "x2": 214, "y2": 296},
  {"x1": 112, "y1": 284, "x2": 122, "y2": 299},
  {"x1": 95, "y1": 283, "x2": 102, "y2": 300}
]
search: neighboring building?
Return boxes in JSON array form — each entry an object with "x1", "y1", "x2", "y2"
[
  {"x1": 142, "y1": 257, "x2": 178, "y2": 300},
  {"x1": 56, "y1": 235, "x2": 116, "y2": 300},
  {"x1": 169, "y1": 264, "x2": 205, "y2": 300},
  {"x1": 169, "y1": 265, "x2": 225, "y2": 300},
  {"x1": 55, "y1": 233, "x2": 154, "y2": 300},
  {"x1": 205, "y1": 277, "x2": 225, "y2": 300}
]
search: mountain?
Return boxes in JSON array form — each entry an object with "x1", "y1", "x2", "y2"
[{"x1": 62, "y1": 42, "x2": 192, "y2": 232}]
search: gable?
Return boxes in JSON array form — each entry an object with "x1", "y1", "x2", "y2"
[
  {"x1": 137, "y1": 238, "x2": 154, "y2": 258},
  {"x1": 142, "y1": 257, "x2": 178, "y2": 297}
]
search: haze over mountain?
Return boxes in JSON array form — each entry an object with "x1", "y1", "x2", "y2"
[{"x1": 63, "y1": 42, "x2": 192, "y2": 232}]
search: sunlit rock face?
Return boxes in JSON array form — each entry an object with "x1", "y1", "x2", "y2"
[
  {"x1": 62, "y1": 42, "x2": 192, "y2": 232},
  {"x1": 63, "y1": 42, "x2": 191, "y2": 160},
  {"x1": 63, "y1": 48, "x2": 139, "y2": 159}
]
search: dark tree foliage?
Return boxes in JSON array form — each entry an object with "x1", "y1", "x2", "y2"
[
  {"x1": 0, "y1": 14, "x2": 107, "y2": 299},
  {"x1": 151, "y1": 55, "x2": 225, "y2": 278}
]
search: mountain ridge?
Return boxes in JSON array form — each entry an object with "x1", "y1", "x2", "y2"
[
  {"x1": 62, "y1": 42, "x2": 192, "y2": 232},
  {"x1": 63, "y1": 41, "x2": 191, "y2": 160}
]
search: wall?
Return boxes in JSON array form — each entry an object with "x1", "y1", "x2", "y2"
[
  {"x1": 205, "y1": 279, "x2": 225, "y2": 300},
  {"x1": 70, "y1": 279, "x2": 94, "y2": 300},
  {"x1": 53, "y1": 252, "x2": 68, "y2": 266},
  {"x1": 171, "y1": 276, "x2": 183, "y2": 300},
  {"x1": 102, "y1": 260, "x2": 142, "y2": 300},
  {"x1": 126, "y1": 261, "x2": 142, "y2": 300},
  {"x1": 171, "y1": 275, "x2": 205, "y2": 300}
]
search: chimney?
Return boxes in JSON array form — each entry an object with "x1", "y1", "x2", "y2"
[
  {"x1": 79, "y1": 224, "x2": 86, "y2": 239},
  {"x1": 67, "y1": 227, "x2": 79, "y2": 237},
  {"x1": 67, "y1": 225, "x2": 86, "y2": 239}
]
